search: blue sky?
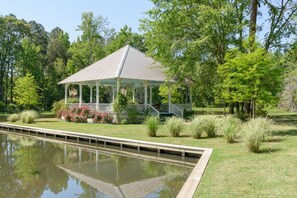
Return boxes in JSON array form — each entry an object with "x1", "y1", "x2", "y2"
[{"x1": 0, "y1": 0, "x2": 154, "y2": 41}]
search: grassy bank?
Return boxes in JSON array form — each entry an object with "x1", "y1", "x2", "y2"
[{"x1": 6, "y1": 114, "x2": 297, "y2": 198}]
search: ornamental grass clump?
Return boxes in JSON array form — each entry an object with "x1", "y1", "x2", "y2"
[
  {"x1": 189, "y1": 116, "x2": 205, "y2": 139},
  {"x1": 189, "y1": 115, "x2": 218, "y2": 138},
  {"x1": 7, "y1": 113, "x2": 20, "y2": 122},
  {"x1": 165, "y1": 117, "x2": 184, "y2": 137},
  {"x1": 219, "y1": 116, "x2": 242, "y2": 143},
  {"x1": 21, "y1": 110, "x2": 39, "y2": 124},
  {"x1": 145, "y1": 116, "x2": 159, "y2": 137},
  {"x1": 241, "y1": 117, "x2": 273, "y2": 153}
]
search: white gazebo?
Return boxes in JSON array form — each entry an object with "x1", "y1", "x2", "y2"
[{"x1": 59, "y1": 45, "x2": 189, "y2": 117}]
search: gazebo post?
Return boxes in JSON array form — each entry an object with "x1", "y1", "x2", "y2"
[
  {"x1": 96, "y1": 82, "x2": 100, "y2": 111},
  {"x1": 64, "y1": 84, "x2": 69, "y2": 104},
  {"x1": 168, "y1": 84, "x2": 172, "y2": 113},
  {"x1": 116, "y1": 78, "x2": 121, "y2": 95},
  {"x1": 112, "y1": 86, "x2": 115, "y2": 102},
  {"x1": 89, "y1": 85, "x2": 94, "y2": 103},
  {"x1": 144, "y1": 81, "x2": 149, "y2": 107},
  {"x1": 79, "y1": 83, "x2": 83, "y2": 107},
  {"x1": 149, "y1": 86, "x2": 153, "y2": 105}
]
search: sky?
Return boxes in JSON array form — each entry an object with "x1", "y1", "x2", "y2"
[{"x1": 0, "y1": 0, "x2": 154, "y2": 41}]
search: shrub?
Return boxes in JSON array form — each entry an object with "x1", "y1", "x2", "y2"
[
  {"x1": 7, "y1": 113, "x2": 20, "y2": 122},
  {"x1": 21, "y1": 110, "x2": 39, "y2": 124},
  {"x1": 201, "y1": 115, "x2": 217, "y2": 137},
  {"x1": 0, "y1": 101, "x2": 5, "y2": 112},
  {"x1": 145, "y1": 116, "x2": 159, "y2": 137},
  {"x1": 121, "y1": 119, "x2": 128, "y2": 124},
  {"x1": 52, "y1": 100, "x2": 68, "y2": 117},
  {"x1": 101, "y1": 113, "x2": 113, "y2": 123},
  {"x1": 189, "y1": 117, "x2": 204, "y2": 139},
  {"x1": 241, "y1": 117, "x2": 273, "y2": 152},
  {"x1": 165, "y1": 117, "x2": 184, "y2": 137},
  {"x1": 218, "y1": 116, "x2": 242, "y2": 143},
  {"x1": 189, "y1": 115, "x2": 218, "y2": 138},
  {"x1": 67, "y1": 97, "x2": 79, "y2": 103},
  {"x1": 7, "y1": 104, "x2": 19, "y2": 113},
  {"x1": 126, "y1": 107, "x2": 141, "y2": 124},
  {"x1": 94, "y1": 112, "x2": 102, "y2": 123}
]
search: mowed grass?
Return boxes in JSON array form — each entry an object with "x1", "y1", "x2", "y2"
[{"x1": 6, "y1": 114, "x2": 297, "y2": 198}]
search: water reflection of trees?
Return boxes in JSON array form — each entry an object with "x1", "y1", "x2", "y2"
[
  {"x1": 0, "y1": 133, "x2": 191, "y2": 197},
  {"x1": 0, "y1": 135, "x2": 69, "y2": 197}
]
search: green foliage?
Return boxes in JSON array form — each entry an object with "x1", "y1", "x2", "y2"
[
  {"x1": 126, "y1": 107, "x2": 142, "y2": 124},
  {"x1": 121, "y1": 119, "x2": 128, "y2": 125},
  {"x1": 0, "y1": 101, "x2": 5, "y2": 112},
  {"x1": 241, "y1": 117, "x2": 273, "y2": 152},
  {"x1": 52, "y1": 100, "x2": 68, "y2": 116},
  {"x1": 218, "y1": 116, "x2": 242, "y2": 143},
  {"x1": 145, "y1": 116, "x2": 159, "y2": 137},
  {"x1": 113, "y1": 93, "x2": 128, "y2": 113},
  {"x1": 7, "y1": 113, "x2": 20, "y2": 122},
  {"x1": 165, "y1": 117, "x2": 184, "y2": 137},
  {"x1": 21, "y1": 110, "x2": 39, "y2": 124},
  {"x1": 7, "y1": 104, "x2": 19, "y2": 113},
  {"x1": 159, "y1": 85, "x2": 184, "y2": 104},
  {"x1": 105, "y1": 25, "x2": 146, "y2": 54},
  {"x1": 14, "y1": 73, "x2": 41, "y2": 109},
  {"x1": 67, "y1": 97, "x2": 79, "y2": 103},
  {"x1": 218, "y1": 48, "x2": 281, "y2": 108}
]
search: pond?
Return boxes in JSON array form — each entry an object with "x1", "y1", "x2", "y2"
[{"x1": 0, "y1": 131, "x2": 194, "y2": 198}]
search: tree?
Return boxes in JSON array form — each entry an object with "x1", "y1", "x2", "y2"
[
  {"x1": 218, "y1": 47, "x2": 282, "y2": 116},
  {"x1": 14, "y1": 73, "x2": 40, "y2": 109},
  {"x1": 66, "y1": 12, "x2": 115, "y2": 74},
  {"x1": 105, "y1": 25, "x2": 146, "y2": 54}
]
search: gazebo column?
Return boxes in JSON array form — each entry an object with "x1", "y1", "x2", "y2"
[
  {"x1": 144, "y1": 80, "x2": 150, "y2": 106},
  {"x1": 89, "y1": 85, "x2": 94, "y2": 103},
  {"x1": 112, "y1": 86, "x2": 116, "y2": 103},
  {"x1": 96, "y1": 82, "x2": 100, "y2": 111},
  {"x1": 64, "y1": 84, "x2": 69, "y2": 104},
  {"x1": 149, "y1": 86, "x2": 153, "y2": 105},
  {"x1": 168, "y1": 84, "x2": 172, "y2": 113},
  {"x1": 79, "y1": 83, "x2": 83, "y2": 107},
  {"x1": 116, "y1": 77, "x2": 121, "y2": 95}
]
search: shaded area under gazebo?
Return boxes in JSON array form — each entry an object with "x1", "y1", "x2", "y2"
[{"x1": 59, "y1": 45, "x2": 191, "y2": 117}]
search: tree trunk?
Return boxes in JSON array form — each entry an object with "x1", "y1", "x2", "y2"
[
  {"x1": 229, "y1": 103, "x2": 235, "y2": 114},
  {"x1": 249, "y1": 0, "x2": 258, "y2": 50}
]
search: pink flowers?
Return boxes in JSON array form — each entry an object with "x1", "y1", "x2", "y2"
[{"x1": 58, "y1": 106, "x2": 113, "y2": 124}]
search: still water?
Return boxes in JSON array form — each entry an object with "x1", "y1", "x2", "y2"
[{"x1": 0, "y1": 131, "x2": 193, "y2": 198}]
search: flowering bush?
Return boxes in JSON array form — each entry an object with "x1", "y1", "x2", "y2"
[
  {"x1": 101, "y1": 112, "x2": 113, "y2": 123},
  {"x1": 58, "y1": 106, "x2": 113, "y2": 124}
]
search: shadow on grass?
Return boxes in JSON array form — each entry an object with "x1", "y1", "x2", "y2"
[
  {"x1": 263, "y1": 137, "x2": 284, "y2": 142},
  {"x1": 272, "y1": 130, "x2": 297, "y2": 136},
  {"x1": 257, "y1": 147, "x2": 281, "y2": 154}
]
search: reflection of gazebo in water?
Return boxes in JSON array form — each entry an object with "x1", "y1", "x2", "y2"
[
  {"x1": 59, "y1": 45, "x2": 191, "y2": 118},
  {"x1": 59, "y1": 152, "x2": 167, "y2": 197}
]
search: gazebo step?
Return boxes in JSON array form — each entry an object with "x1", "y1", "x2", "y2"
[{"x1": 159, "y1": 112, "x2": 175, "y2": 121}]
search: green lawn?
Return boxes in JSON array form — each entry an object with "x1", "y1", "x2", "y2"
[{"x1": 7, "y1": 115, "x2": 297, "y2": 198}]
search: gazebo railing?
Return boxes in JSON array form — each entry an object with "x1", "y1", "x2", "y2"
[
  {"x1": 126, "y1": 104, "x2": 160, "y2": 118},
  {"x1": 67, "y1": 103, "x2": 113, "y2": 112},
  {"x1": 98, "y1": 103, "x2": 113, "y2": 112},
  {"x1": 172, "y1": 104, "x2": 184, "y2": 118}
]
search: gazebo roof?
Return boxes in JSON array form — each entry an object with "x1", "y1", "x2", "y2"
[{"x1": 59, "y1": 45, "x2": 167, "y2": 85}]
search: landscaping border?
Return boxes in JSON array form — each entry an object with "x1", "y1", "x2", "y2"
[{"x1": 0, "y1": 123, "x2": 212, "y2": 198}]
